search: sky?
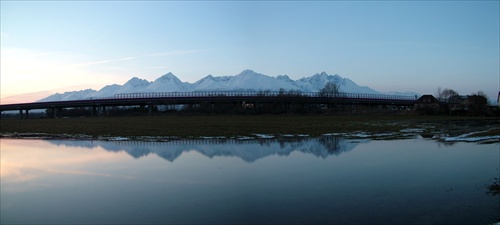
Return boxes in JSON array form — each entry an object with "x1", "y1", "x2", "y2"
[{"x1": 1, "y1": 1, "x2": 499, "y2": 104}]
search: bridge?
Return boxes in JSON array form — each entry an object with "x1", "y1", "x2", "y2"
[{"x1": 0, "y1": 91, "x2": 417, "y2": 118}]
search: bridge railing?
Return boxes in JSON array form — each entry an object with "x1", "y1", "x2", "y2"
[{"x1": 101, "y1": 91, "x2": 417, "y2": 101}]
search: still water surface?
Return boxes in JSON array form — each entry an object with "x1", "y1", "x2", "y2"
[{"x1": 1, "y1": 137, "x2": 498, "y2": 224}]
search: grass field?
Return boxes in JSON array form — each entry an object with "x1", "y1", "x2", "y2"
[{"x1": 1, "y1": 115, "x2": 499, "y2": 138}]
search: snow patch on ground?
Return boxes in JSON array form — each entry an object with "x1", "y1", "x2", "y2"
[
  {"x1": 350, "y1": 132, "x2": 371, "y2": 138},
  {"x1": 253, "y1": 134, "x2": 275, "y2": 139},
  {"x1": 106, "y1": 137, "x2": 129, "y2": 141},
  {"x1": 2, "y1": 127, "x2": 498, "y2": 144},
  {"x1": 437, "y1": 130, "x2": 500, "y2": 143},
  {"x1": 322, "y1": 133, "x2": 347, "y2": 136},
  {"x1": 372, "y1": 132, "x2": 397, "y2": 137},
  {"x1": 237, "y1": 136, "x2": 255, "y2": 140},
  {"x1": 400, "y1": 128, "x2": 425, "y2": 133},
  {"x1": 441, "y1": 134, "x2": 500, "y2": 142},
  {"x1": 199, "y1": 136, "x2": 226, "y2": 139}
]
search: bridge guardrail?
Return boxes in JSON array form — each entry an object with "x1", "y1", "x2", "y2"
[{"x1": 106, "y1": 91, "x2": 417, "y2": 101}]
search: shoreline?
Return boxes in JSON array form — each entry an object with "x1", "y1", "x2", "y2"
[
  {"x1": 1, "y1": 115, "x2": 499, "y2": 143},
  {"x1": 2, "y1": 130, "x2": 500, "y2": 144}
]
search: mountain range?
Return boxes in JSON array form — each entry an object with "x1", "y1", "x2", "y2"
[{"x1": 38, "y1": 70, "x2": 419, "y2": 102}]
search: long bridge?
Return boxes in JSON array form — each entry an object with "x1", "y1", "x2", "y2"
[{"x1": 0, "y1": 91, "x2": 417, "y2": 118}]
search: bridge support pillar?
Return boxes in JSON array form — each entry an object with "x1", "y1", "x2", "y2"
[
  {"x1": 54, "y1": 107, "x2": 63, "y2": 118},
  {"x1": 25, "y1": 109, "x2": 29, "y2": 119},
  {"x1": 92, "y1": 106, "x2": 105, "y2": 117},
  {"x1": 19, "y1": 109, "x2": 23, "y2": 119},
  {"x1": 148, "y1": 104, "x2": 153, "y2": 115}
]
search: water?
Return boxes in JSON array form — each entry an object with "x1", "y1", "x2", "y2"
[{"x1": 1, "y1": 137, "x2": 498, "y2": 224}]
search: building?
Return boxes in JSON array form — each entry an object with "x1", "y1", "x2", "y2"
[
  {"x1": 448, "y1": 95, "x2": 488, "y2": 116},
  {"x1": 449, "y1": 95, "x2": 469, "y2": 112},
  {"x1": 415, "y1": 94, "x2": 488, "y2": 116},
  {"x1": 467, "y1": 95, "x2": 488, "y2": 116},
  {"x1": 415, "y1": 95, "x2": 440, "y2": 114}
]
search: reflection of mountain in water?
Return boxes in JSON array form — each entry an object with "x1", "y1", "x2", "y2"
[{"x1": 46, "y1": 137, "x2": 368, "y2": 162}]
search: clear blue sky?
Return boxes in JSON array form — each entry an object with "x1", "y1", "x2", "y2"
[{"x1": 1, "y1": 1, "x2": 499, "y2": 103}]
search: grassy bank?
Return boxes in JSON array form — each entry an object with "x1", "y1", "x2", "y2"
[{"x1": 1, "y1": 115, "x2": 499, "y2": 138}]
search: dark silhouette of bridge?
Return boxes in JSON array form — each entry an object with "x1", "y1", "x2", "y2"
[{"x1": 0, "y1": 91, "x2": 417, "y2": 118}]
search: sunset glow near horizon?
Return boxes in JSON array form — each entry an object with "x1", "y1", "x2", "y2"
[{"x1": 1, "y1": 1, "x2": 499, "y2": 104}]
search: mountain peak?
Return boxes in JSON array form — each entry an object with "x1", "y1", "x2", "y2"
[
  {"x1": 118, "y1": 77, "x2": 151, "y2": 94},
  {"x1": 156, "y1": 72, "x2": 180, "y2": 82},
  {"x1": 125, "y1": 77, "x2": 149, "y2": 84},
  {"x1": 147, "y1": 72, "x2": 188, "y2": 92},
  {"x1": 238, "y1": 69, "x2": 258, "y2": 76},
  {"x1": 276, "y1": 74, "x2": 291, "y2": 80}
]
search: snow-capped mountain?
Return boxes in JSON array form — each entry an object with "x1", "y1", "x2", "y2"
[
  {"x1": 276, "y1": 74, "x2": 298, "y2": 87},
  {"x1": 191, "y1": 75, "x2": 227, "y2": 91},
  {"x1": 37, "y1": 70, "x2": 418, "y2": 102},
  {"x1": 87, "y1": 84, "x2": 121, "y2": 99},
  {"x1": 145, "y1": 72, "x2": 190, "y2": 92},
  {"x1": 191, "y1": 70, "x2": 299, "y2": 91},
  {"x1": 39, "y1": 89, "x2": 97, "y2": 102},
  {"x1": 295, "y1": 72, "x2": 380, "y2": 93},
  {"x1": 115, "y1": 77, "x2": 151, "y2": 93}
]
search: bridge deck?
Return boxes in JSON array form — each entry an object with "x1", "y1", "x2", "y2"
[{"x1": 0, "y1": 91, "x2": 417, "y2": 112}]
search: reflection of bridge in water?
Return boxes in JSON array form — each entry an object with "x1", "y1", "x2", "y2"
[
  {"x1": 110, "y1": 137, "x2": 317, "y2": 146},
  {"x1": 47, "y1": 136, "x2": 369, "y2": 163},
  {"x1": 1, "y1": 91, "x2": 417, "y2": 118}
]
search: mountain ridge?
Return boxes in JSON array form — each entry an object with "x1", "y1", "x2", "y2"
[{"x1": 38, "y1": 70, "x2": 420, "y2": 102}]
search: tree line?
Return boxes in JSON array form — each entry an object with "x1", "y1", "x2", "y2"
[
  {"x1": 435, "y1": 87, "x2": 489, "y2": 103},
  {"x1": 429, "y1": 87, "x2": 495, "y2": 116}
]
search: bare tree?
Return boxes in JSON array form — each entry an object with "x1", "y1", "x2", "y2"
[
  {"x1": 435, "y1": 87, "x2": 443, "y2": 99},
  {"x1": 472, "y1": 90, "x2": 488, "y2": 98},
  {"x1": 278, "y1": 88, "x2": 286, "y2": 96},
  {"x1": 471, "y1": 90, "x2": 489, "y2": 105},
  {"x1": 320, "y1": 82, "x2": 341, "y2": 97},
  {"x1": 436, "y1": 88, "x2": 459, "y2": 102}
]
